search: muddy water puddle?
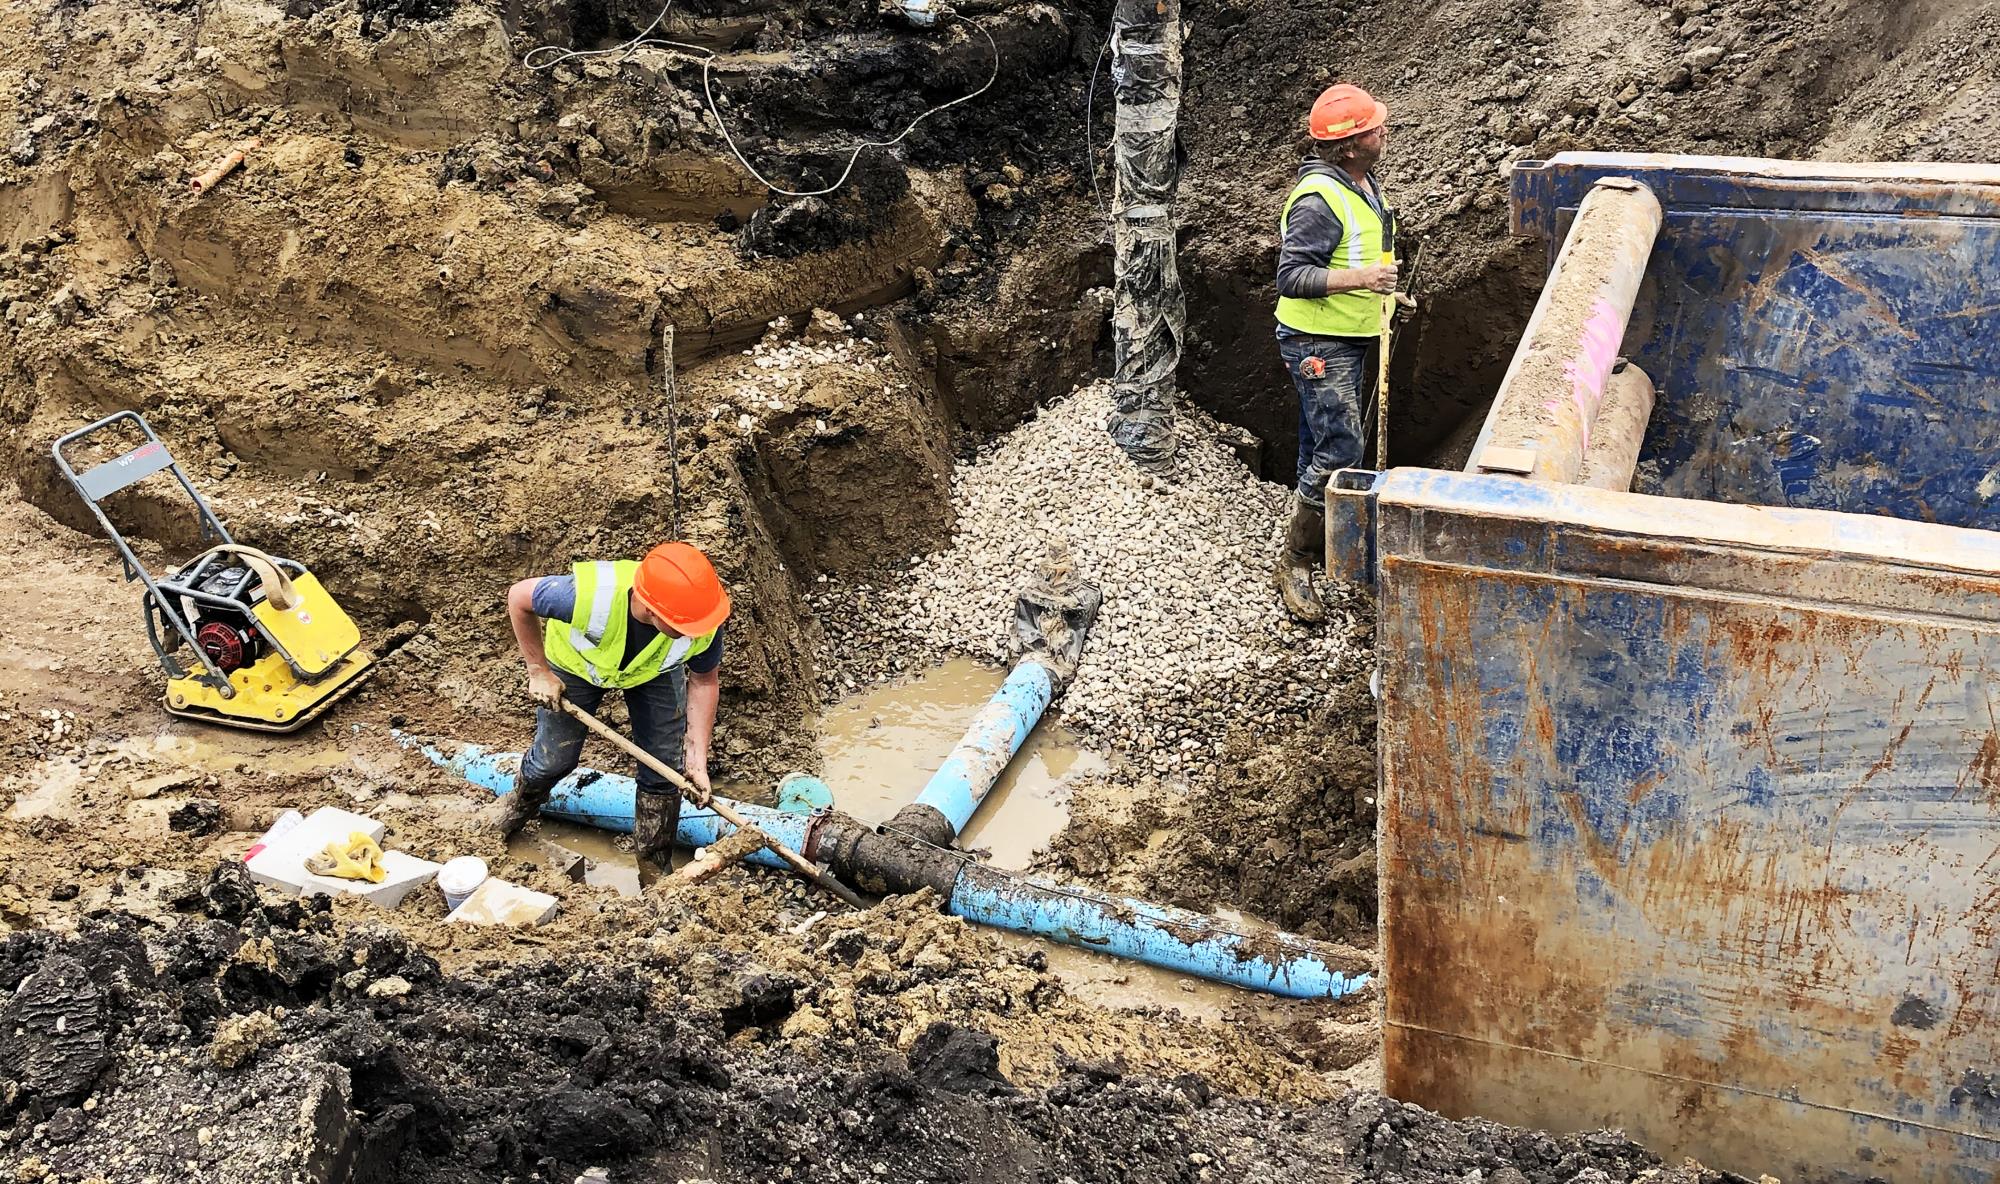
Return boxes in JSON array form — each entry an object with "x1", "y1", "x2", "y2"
[
  {"x1": 8, "y1": 722, "x2": 355, "y2": 821},
  {"x1": 998, "y1": 932, "x2": 1264, "y2": 1020},
  {"x1": 515, "y1": 819, "x2": 649, "y2": 896},
  {"x1": 511, "y1": 658, "x2": 1109, "y2": 888},
  {"x1": 817, "y1": 657, "x2": 1110, "y2": 866}
]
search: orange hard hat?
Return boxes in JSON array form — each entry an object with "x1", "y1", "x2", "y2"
[
  {"x1": 633, "y1": 542, "x2": 732, "y2": 636},
  {"x1": 1309, "y1": 83, "x2": 1387, "y2": 141}
]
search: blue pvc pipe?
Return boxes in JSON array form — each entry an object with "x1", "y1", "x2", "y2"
[
  {"x1": 950, "y1": 868, "x2": 1372, "y2": 1000},
  {"x1": 910, "y1": 660, "x2": 1055, "y2": 836},
  {"x1": 777, "y1": 773, "x2": 834, "y2": 813},
  {"x1": 408, "y1": 734, "x2": 1374, "y2": 1001},
  {"x1": 404, "y1": 736, "x2": 802, "y2": 872}
]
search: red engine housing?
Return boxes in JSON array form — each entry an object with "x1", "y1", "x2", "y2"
[{"x1": 195, "y1": 621, "x2": 255, "y2": 673}]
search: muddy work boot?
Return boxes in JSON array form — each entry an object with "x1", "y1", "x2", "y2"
[
  {"x1": 472, "y1": 785, "x2": 548, "y2": 841},
  {"x1": 633, "y1": 790, "x2": 682, "y2": 883},
  {"x1": 1274, "y1": 494, "x2": 1328, "y2": 624}
]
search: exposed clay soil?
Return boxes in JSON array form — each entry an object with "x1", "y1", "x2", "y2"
[
  {"x1": 1042, "y1": 590, "x2": 1381, "y2": 945},
  {"x1": 3, "y1": 0, "x2": 1999, "y2": 1178}
]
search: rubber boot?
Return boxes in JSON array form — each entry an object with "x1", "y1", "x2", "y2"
[
  {"x1": 473, "y1": 784, "x2": 549, "y2": 841},
  {"x1": 633, "y1": 790, "x2": 681, "y2": 884},
  {"x1": 1275, "y1": 495, "x2": 1328, "y2": 624}
]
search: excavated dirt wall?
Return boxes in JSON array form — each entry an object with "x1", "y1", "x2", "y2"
[
  {"x1": 0, "y1": 0, "x2": 1114, "y2": 782},
  {"x1": 1178, "y1": 0, "x2": 2000, "y2": 473}
]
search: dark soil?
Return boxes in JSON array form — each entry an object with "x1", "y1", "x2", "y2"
[
  {"x1": 1043, "y1": 590, "x2": 1381, "y2": 944},
  {"x1": 0, "y1": 880, "x2": 1740, "y2": 1184}
]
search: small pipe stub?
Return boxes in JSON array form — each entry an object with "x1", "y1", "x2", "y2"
[{"x1": 190, "y1": 138, "x2": 261, "y2": 194}]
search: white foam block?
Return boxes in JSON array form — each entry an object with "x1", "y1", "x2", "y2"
[
  {"x1": 300, "y1": 851, "x2": 441, "y2": 910},
  {"x1": 245, "y1": 807, "x2": 387, "y2": 896},
  {"x1": 447, "y1": 878, "x2": 559, "y2": 927}
]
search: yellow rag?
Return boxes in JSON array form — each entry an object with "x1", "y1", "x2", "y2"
[{"x1": 306, "y1": 832, "x2": 388, "y2": 884}]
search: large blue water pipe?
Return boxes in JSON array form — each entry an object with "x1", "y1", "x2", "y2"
[
  {"x1": 413, "y1": 737, "x2": 801, "y2": 871},
  {"x1": 951, "y1": 864, "x2": 1368, "y2": 999},
  {"x1": 407, "y1": 723, "x2": 1373, "y2": 1001},
  {"x1": 904, "y1": 660, "x2": 1054, "y2": 835}
]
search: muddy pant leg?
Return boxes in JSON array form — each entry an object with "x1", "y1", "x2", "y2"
[
  {"x1": 516, "y1": 670, "x2": 604, "y2": 806},
  {"x1": 1279, "y1": 334, "x2": 1370, "y2": 507},
  {"x1": 626, "y1": 668, "x2": 689, "y2": 865}
]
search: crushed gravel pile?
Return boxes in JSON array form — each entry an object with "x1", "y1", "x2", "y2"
[{"x1": 815, "y1": 382, "x2": 1356, "y2": 775}]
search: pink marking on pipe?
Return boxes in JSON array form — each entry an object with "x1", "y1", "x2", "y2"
[{"x1": 1561, "y1": 298, "x2": 1626, "y2": 451}]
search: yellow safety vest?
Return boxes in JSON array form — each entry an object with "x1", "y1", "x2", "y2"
[
  {"x1": 1275, "y1": 172, "x2": 1388, "y2": 338},
  {"x1": 542, "y1": 560, "x2": 716, "y2": 690}
]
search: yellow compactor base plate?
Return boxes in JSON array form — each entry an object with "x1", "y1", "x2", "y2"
[{"x1": 164, "y1": 649, "x2": 376, "y2": 734}]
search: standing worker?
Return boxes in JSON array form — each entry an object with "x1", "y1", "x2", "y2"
[
  {"x1": 484, "y1": 543, "x2": 732, "y2": 876},
  {"x1": 1271, "y1": 83, "x2": 1396, "y2": 623}
]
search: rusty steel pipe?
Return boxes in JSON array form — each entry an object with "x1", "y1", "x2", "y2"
[
  {"x1": 1575, "y1": 363, "x2": 1656, "y2": 491},
  {"x1": 1469, "y1": 177, "x2": 1662, "y2": 484}
]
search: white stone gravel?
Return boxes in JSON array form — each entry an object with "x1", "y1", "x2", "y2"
[
  {"x1": 710, "y1": 315, "x2": 889, "y2": 433},
  {"x1": 813, "y1": 381, "x2": 1358, "y2": 777}
]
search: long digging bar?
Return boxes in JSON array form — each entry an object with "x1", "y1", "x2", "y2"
[
  {"x1": 1375, "y1": 266, "x2": 1393, "y2": 471},
  {"x1": 557, "y1": 699, "x2": 868, "y2": 910},
  {"x1": 1366, "y1": 236, "x2": 1421, "y2": 471}
]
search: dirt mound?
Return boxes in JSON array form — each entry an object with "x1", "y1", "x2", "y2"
[
  {"x1": 0, "y1": 881, "x2": 1735, "y2": 1184},
  {"x1": 1041, "y1": 590, "x2": 1378, "y2": 943}
]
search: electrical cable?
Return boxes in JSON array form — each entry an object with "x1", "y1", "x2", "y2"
[
  {"x1": 525, "y1": 1, "x2": 1001, "y2": 200},
  {"x1": 1083, "y1": 31, "x2": 1110, "y2": 218},
  {"x1": 698, "y1": 17, "x2": 999, "y2": 198},
  {"x1": 661, "y1": 323, "x2": 684, "y2": 540},
  {"x1": 521, "y1": 0, "x2": 679, "y2": 72}
]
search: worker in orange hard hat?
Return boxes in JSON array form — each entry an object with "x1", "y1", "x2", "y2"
[
  {"x1": 1272, "y1": 82, "x2": 1397, "y2": 623},
  {"x1": 483, "y1": 542, "x2": 733, "y2": 873}
]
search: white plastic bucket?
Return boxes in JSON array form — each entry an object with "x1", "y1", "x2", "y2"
[{"x1": 438, "y1": 857, "x2": 489, "y2": 910}]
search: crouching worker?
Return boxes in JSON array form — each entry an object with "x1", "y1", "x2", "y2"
[{"x1": 485, "y1": 542, "x2": 731, "y2": 875}]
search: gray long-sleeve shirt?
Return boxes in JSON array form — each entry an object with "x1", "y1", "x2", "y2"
[{"x1": 1275, "y1": 160, "x2": 1387, "y2": 302}]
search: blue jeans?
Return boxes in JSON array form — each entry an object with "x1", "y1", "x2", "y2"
[
  {"x1": 518, "y1": 666, "x2": 687, "y2": 801},
  {"x1": 1279, "y1": 332, "x2": 1375, "y2": 506}
]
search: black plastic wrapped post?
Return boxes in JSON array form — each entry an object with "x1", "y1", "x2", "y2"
[{"x1": 1106, "y1": 0, "x2": 1184, "y2": 470}]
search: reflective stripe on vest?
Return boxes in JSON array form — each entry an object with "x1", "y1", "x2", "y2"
[
  {"x1": 1274, "y1": 172, "x2": 1387, "y2": 338},
  {"x1": 543, "y1": 560, "x2": 714, "y2": 690}
]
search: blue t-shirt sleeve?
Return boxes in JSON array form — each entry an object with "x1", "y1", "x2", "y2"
[
  {"x1": 529, "y1": 575, "x2": 576, "y2": 621},
  {"x1": 688, "y1": 624, "x2": 725, "y2": 674}
]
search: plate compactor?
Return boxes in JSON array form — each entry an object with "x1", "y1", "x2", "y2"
[{"x1": 53, "y1": 411, "x2": 376, "y2": 733}]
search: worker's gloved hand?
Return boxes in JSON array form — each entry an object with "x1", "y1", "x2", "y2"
[
  {"x1": 527, "y1": 667, "x2": 565, "y2": 710},
  {"x1": 1358, "y1": 262, "x2": 1399, "y2": 294},
  {"x1": 685, "y1": 762, "x2": 714, "y2": 809},
  {"x1": 1394, "y1": 292, "x2": 1419, "y2": 311}
]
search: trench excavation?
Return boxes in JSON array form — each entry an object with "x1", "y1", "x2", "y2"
[{"x1": 4, "y1": 0, "x2": 2000, "y2": 1180}]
